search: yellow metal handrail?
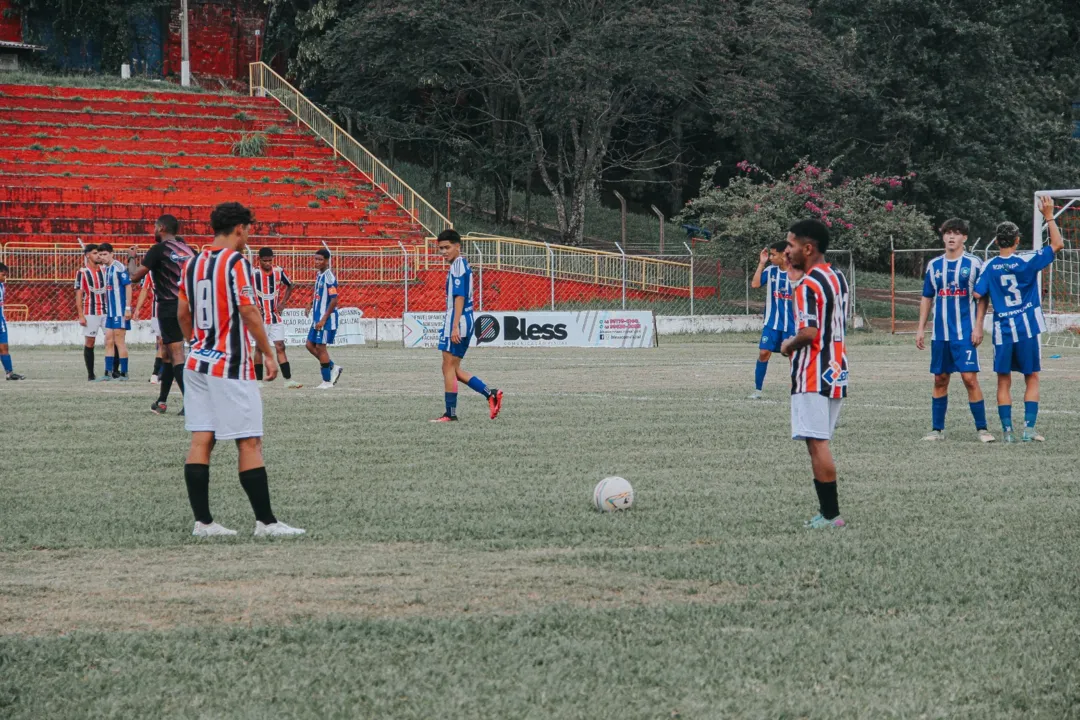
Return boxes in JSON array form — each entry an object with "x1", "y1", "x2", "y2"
[{"x1": 248, "y1": 62, "x2": 451, "y2": 239}]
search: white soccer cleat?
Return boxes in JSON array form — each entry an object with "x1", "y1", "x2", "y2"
[
  {"x1": 331, "y1": 365, "x2": 344, "y2": 386},
  {"x1": 922, "y1": 430, "x2": 945, "y2": 441},
  {"x1": 254, "y1": 521, "x2": 306, "y2": 537},
  {"x1": 192, "y1": 521, "x2": 237, "y2": 537},
  {"x1": 316, "y1": 381, "x2": 334, "y2": 390},
  {"x1": 748, "y1": 390, "x2": 763, "y2": 400},
  {"x1": 285, "y1": 380, "x2": 303, "y2": 389},
  {"x1": 149, "y1": 374, "x2": 159, "y2": 384},
  {"x1": 977, "y1": 429, "x2": 996, "y2": 443}
]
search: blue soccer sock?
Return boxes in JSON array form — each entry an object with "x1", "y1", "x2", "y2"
[
  {"x1": 445, "y1": 392, "x2": 458, "y2": 417},
  {"x1": 969, "y1": 400, "x2": 988, "y2": 430},
  {"x1": 998, "y1": 404, "x2": 1013, "y2": 432},
  {"x1": 1024, "y1": 401, "x2": 1038, "y2": 429},
  {"x1": 320, "y1": 362, "x2": 331, "y2": 382},
  {"x1": 119, "y1": 357, "x2": 128, "y2": 375},
  {"x1": 466, "y1": 376, "x2": 491, "y2": 398},
  {"x1": 0, "y1": 354, "x2": 12, "y2": 373},
  {"x1": 754, "y1": 360, "x2": 768, "y2": 391},
  {"x1": 104, "y1": 356, "x2": 114, "y2": 374},
  {"x1": 931, "y1": 395, "x2": 948, "y2": 431}
]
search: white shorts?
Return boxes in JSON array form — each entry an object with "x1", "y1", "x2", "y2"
[
  {"x1": 150, "y1": 317, "x2": 160, "y2": 337},
  {"x1": 83, "y1": 315, "x2": 104, "y2": 337},
  {"x1": 183, "y1": 368, "x2": 264, "y2": 440},
  {"x1": 266, "y1": 323, "x2": 285, "y2": 343},
  {"x1": 791, "y1": 393, "x2": 843, "y2": 441}
]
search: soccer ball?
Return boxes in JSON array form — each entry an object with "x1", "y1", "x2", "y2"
[{"x1": 593, "y1": 476, "x2": 634, "y2": 512}]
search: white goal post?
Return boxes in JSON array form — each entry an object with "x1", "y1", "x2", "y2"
[{"x1": 1033, "y1": 189, "x2": 1080, "y2": 348}]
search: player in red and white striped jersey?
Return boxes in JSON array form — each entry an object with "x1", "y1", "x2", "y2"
[
  {"x1": 780, "y1": 219, "x2": 849, "y2": 530},
  {"x1": 252, "y1": 247, "x2": 301, "y2": 388},
  {"x1": 74, "y1": 244, "x2": 107, "y2": 381},
  {"x1": 176, "y1": 202, "x2": 304, "y2": 539}
]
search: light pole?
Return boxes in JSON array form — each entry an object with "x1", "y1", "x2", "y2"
[
  {"x1": 180, "y1": 0, "x2": 191, "y2": 87},
  {"x1": 613, "y1": 190, "x2": 627, "y2": 248}
]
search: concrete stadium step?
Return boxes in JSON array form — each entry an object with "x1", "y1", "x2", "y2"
[
  {"x1": 0, "y1": 95, "x2": 290, "y2": 120},
  {"x1": 0, "y1": 84, "x2": 273, "y2": 109},
  {"x1": 0, "y1": 233, "x2": 424, "y2": 249},
  {"x1": 0, "y1": 109, "x2": 269, "y2": 131},
  {"x1": 0, "y1": 149, "x2": 345, "y2": 173},
  {"x1": 0, "y1": 162, "x2": 362, "y2": 185},
  {"x1": 0, "y1": 202, "x2": 399, "y2": 224},
  {"x1": 5, "y1": 136, "x2": 334, "y2": 160},
  {"x1": 0, "y1": 217, "x2": 418, "y2": 237},
  {"x1": 0, "y1": 184, "x2": 395, "y2": 209},
  {"x1": 0, "y1": 121, "x2": 319, "y2": 145},
  {"x1": 0, "y1": 175, "x2": 385, "y2": 201}
]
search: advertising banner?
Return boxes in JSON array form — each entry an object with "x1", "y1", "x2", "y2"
[
  {"x1": 403, "y1": 311, "x2": 655, "y2": 349},
  {"x1": 281, "y1": 307, "x2": 366, "y2": 346}
]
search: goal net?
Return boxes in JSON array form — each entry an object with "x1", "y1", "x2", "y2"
[{"x1": 1036, "y1": 190, "x2": 1080, "y2": 349}]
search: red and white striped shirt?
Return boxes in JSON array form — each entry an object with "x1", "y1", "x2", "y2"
[
  {"x1": 790, "y1": 263, "x2": 849, "y2": 398},
  {"x1": 252, "y1": 265, "x2": 292, "y2": 324},
  {"x1": 178, "y1": 247, "x2": 258, "y2": 380},
  {"x1": 142, "y1": 273, "x2": 158, "y2": 320},
  {"x1": 74, "y1": 265, "x2": 108, "y2": 316}
]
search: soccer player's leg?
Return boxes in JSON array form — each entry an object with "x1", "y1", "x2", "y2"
[
  {"x1": 751, "y1": 329, "x2": 782, "y2": 399},
  {"x1": 452, "y1": 342, "x2": 502, "y2": 419},
  {"x1": 791, "y1": 393, "x2": 845, "y2": 528},
  {"x1": 83, "y1": 317, "x2": 100, "y2": 381},
  {"x1": 276, "y1": 339, "x2": 300, "y2": 388},
  {"x1": 0, "y1": 319, "x2": 23, "y2": 380},
  {"x1": 183, "y1": 369, "x2": 234, "y2": 537},
  {"x1": 924, "y1": 341, "x2": 951, "y2": 440},
  {"x1": 993, "y1": 342, "x2": 1016, "y2": 442},
  {"x1": 432, "y1": 348, "x2": 460, "y2": 422},
  {"x1": 114, "y1": 325, "x2": 129, "y2": 380},
  {"x1": 253, "y1": 344, "x2": 265, "y2": 382},
  {"x1": 99, "y1": 326, "x2": 116, "y2": 381},
  {"x1": 1015, "y1": 338, "x2": 1043, "y2": 442}
]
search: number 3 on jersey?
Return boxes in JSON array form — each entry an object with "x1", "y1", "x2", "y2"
[
  {"x1": 1000, "y1": 275, "x2": 1022, "y2": 307},
  {"x1": 196, "y1": 279, "x2": 214, "y2": 329}
]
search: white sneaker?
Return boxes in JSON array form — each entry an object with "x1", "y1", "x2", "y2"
[
  {"x1": 254, "y1": 520, "x2": 306, "y2": 537},
  {"x1": 748, "y1": 389, "x2": 763, "y2": 400},
  {"x1": 285, "y1": 380, "x2": 303, "y2": 389},
  {"x1": 150, "y1": 374, "x2": 159, "y2": 384},
  {"x1": 192, "y1": 521, "x2": 237, "y2": 537},
  {"x1": 977, "y1": 429, "x2": 996, "y2": 443},
  {"x1": 316, "y1": 381, "x2": 334, "y2": 390},
  {"x1": 922, "y1": 430, "x2": 945, "y2": 441},
  {"x1": 331, "y1": 365, "x2": 344, "y2": 386}
]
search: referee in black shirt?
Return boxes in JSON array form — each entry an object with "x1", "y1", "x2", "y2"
[{"x1": 129, "y1": 215, "x2": 195, "y2": 415}]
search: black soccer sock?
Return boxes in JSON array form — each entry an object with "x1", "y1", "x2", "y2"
[
  {"x1": 255, "y1": 363, "x2": 264, "y2": 381},
  {"x1": 280, "y1": 362, "x2": 291, "y2": 380},
  {"x1": 112, "y1": 347, "x2": 121, "y2": 377},
  {"x1": 173, "y1": 363, "x2": 185, "y2": 397},
  {"x1": 184, "y1": 463, "x2": 213, "y2": 524},
  {"x1": 158, "y1": 362, "x2": 174, "y2": 402},
  {"x1": 239, "y1": 467, "x2": 277, "y2": 525},
  {"x1": 152, "y1": 357, "x2": 163, "y2": 377},
  {"x1": 813, "y1": 479, "x2": 840, "y2": 520},
  {"x1": 83, "y1": 346, "x2": 95, "y2": 377}
]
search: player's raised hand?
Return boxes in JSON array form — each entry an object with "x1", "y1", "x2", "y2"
[
  {"x1": 263, "y1": 356, "x2": 279, "y2": 381},
  {"x1": 1039, "y1": 195, "x2": 1055, "y2": 221},
  {"x1": 759, "y1": 248, "x2": 769, "y2": 264},
  {"x1": 128, "y1": 245, "x2": 140, "y2": 257},
  {"x1": 915, "y1": 328, "x2": 925, "y2": 351}
]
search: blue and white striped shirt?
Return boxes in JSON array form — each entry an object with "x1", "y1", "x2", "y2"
[
  {"x1": 921, "y1": 253, "x2": 982, "y2": 342},
  {"x1": 975, "y1": 247, "x2": 1054, "y2": 345},
  {"x1": 442, "y1": 257, "x2": 474, "y2": 338},
  {"x1": 760, "y1": 265, "x2": 793, "y2": 334},
  {"x1": 312, "y1": 269, "x2": 339, "y2": 330},
  {"x1": 105, "y1": 260, "x2": 131, "y2": 319}
]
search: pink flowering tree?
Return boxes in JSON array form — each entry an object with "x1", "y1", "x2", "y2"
[{"x1": 680, "y1": 159, "x2": 935, "y2": 266}]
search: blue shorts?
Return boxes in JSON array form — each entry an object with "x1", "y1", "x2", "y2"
[
  {"x1": 307, "y1": 326, "x2": 337, "y2": 346},
  {"x1": 438, "y1": 335, "x2": 469, "y2": 358},
  {"x1": 930, "y1": 340, "x2": 980, "y2": 375},
  {"x1": 993, "y1": 337, "x2": 1041, "y2": 375},
  {"x1": 759, "y1": 327, "x2": 793, "y2": 353},
  {"x1": 0, "y1": 316, "x2": 7, "y2": 345},
  {"x1": 105, "y1": 316, "x2": 131, "y2": 331}
]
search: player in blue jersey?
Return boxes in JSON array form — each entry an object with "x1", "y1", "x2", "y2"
[
  {"x1": 431, "y1": 229, "x2": 502, "y2": 422},
  {"x1": 915, "y1": 219, "x2": 994, "y2": 442},
  {"x1": 305, "y1": 248, "x2": 344, "y2": 390},
  {"x1": 96, "y1": 243, "x2": 133, "y2": 382},
  {"x1": 974, "y1": 196, "x2": 1064, "y2": 442},
  {"x1": 0, "y1": 262, "x2": 25, "y2": 380},
  {"x1": 749, "y1": 240, "x2": 794, "y2": 399}
]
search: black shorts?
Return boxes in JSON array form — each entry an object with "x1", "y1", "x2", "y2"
[{"x1": 159, "y1": 315, "x2": 184, "y2": 345}]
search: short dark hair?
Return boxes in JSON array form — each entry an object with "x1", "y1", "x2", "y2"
[
  {"x1": 996, "y1": 221, "x2": 1021, "y2": 247},
  {"x1": 258, "y1": 247, "x2": 274, "y2": 259},
  {"x1": 770, "y1": 240, "x2": 788, "y2": 253},
  {"x1": 940, "y1": 218, "x2": 969, "y2": 236},
  {"x1": 0, "y1": 262, "x2": 8, "y2": 273},
  {"x1": 210, "y1": 202, "x2": 254, "y2": 236},
  {"x1": 788, "y1": 219, "x2": 830, "y2": 254},
  {"x1": 157, "y1": 214, "x2": 179, "y2": 235},
  {"x1": 437, "y1": 229, "x2": 462, "y2": 245},
  {"x1": 83, "y1": 244, "x2": 98, "y2": 254},
  {"x1": 315, "y1": 248, "x2": 331, "y2": 260},
  {"x1": 97, "y1": 242, "x2": 113, "y2": 253}
]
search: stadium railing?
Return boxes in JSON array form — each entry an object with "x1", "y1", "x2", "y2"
[{"x1": 248, "y1": 61, "x2": 452, "y2": 241}]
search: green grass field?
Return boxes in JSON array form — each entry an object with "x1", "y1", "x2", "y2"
[{"x1": 2, "y1": 335, "x2": 1079, "y2": 718}]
